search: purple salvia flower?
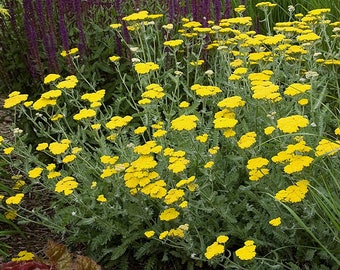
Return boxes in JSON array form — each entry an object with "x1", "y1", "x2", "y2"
[
  {"x1": 45, "y1": 0, "x2": 59, "y2": 72},
  {"x1": 191, "y1": 0, "x2": 198, "y2": 21},
  {"x1": 4, "y1": 0, "x2": 19, "y2": 38},
  {"x1": 201, "y1": 0, "x2": 210, "y2": 26},
  {"x1": 57, "y1": 0, "x2": 69, "y2": 52},
  {"x1": 36, "y1": 0, "x2": 57, "y2": 73},
  {"x1": 168, "y1": 0, "x2": 175, "y2": 23},
  {"x1": 224, "y1": 0, "x2": 232, "y2": 18},
  {"x1": 74, "y1": 0, "x2": 87, "y2": 56},
  {"x1": 113, "y1": 0, "x2": 124, "y2": 55},
  {"x1": 213, "y1": 0, "x2": 222, "y2": 23},
  {"x1": 23, "y1": 0, "x2": 43, "y2": 79}
]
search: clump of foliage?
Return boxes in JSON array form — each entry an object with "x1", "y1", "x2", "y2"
[{"x1": 1, "y1": 2, "x2": 340, "y2": 270}]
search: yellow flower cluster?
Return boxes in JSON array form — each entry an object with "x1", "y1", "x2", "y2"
[
  {"x1": 213, "y1": 111, "x2": 237, "y2": 138},
  {"x1": 190, "y1": 84, "x2": 222, "y2": 97},
  {"x1": 165, "y1": 148, "x2": 190, "y2": 174},
  {"x1": 246, "y1": 157, "x2": 269, "y2": 181},
  {"x1": 235, "y1": 240, "x2": 256, "y2": 260},
  {"x1": 237, "y1": 131, "x2": 257, "y2": 149},
  {"x1": 56, "y1": 75, "x2": 78, "y2": 89},
  {"x1": 5, "y1": 193, "x2": 24, "y2": 205},
  {"x1": 163, "y1": 39, "x2": 184, "y2": 47},
  {"x1": 276, "y1": 115, "x2": 309, "y2": 134},
  {"x1": 73, "y1": 108, "x2": 96, "y2": 121},
  {"x1": 275, "y1": 180, "x2": 310, "y2": 203},
  {"x1": 171, "y1": 114, "x2": 199, "y2": 131},
  {"x1": 60, "y1": 47, "x2": 78, "y2": 57},
  {"x1": 55, "y1": 176, "x2": 78, "y2": 195},
  {"x1": 81, "y1": 89, "x2": 106, "y2": 108},
  {"x1": 284, "y1": 83, "x2": 311, "y2": 96},
  {"x1": 49, "y1": 139, "x2": 71, "y2": 155},
  {"x1": 134, "y1": 62, "x2": 159, "y2": 74},
  {"x1": 3, "y1": 91, "x2": 28, "y2": 109},
  {"x1": 159, "y1": 207, "x2": 180, "y2": 221},
  {"x1": 249, "y1": 71, "x2": 281, "y2": 102},
  {"x1": 272, "y1": 139, "x2": 313, "y2": 174},
  {"x1": 269, "y1": 217, "x2": 281, "y2": 226},
  {"x1": 122, "y1": 10, "x2": 163, "y2": 22},
  {"x1": 11, "y1": 251, "x2": 35, "y2": 262},
  {"x1": 315, "y1": 139, "x2": 340, "y2": 156},
  {"x1": 106, "y1": 115, "x2": 133, "y2": 129},
  {"x1": 139, "y1": 83, "x2": 165, "y2": 104},
  {"x1": 204, "y1": 235, "x2": 229, "y2": 259}
]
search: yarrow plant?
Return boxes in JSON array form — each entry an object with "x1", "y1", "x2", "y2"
[{"x1": 1, "y1": 3, "x2": 340, "y2": 269}]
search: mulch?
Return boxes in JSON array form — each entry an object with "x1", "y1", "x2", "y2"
[{"x1": 0, "y1": 97, "x2": 62, "y2": 264}]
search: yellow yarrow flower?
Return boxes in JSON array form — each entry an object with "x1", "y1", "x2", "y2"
[
  {"x1": 134, "y1": 62, "x2": 159, "y2": 74},
  {"x1": 171, "y1": 115, "x2": 199, "y2": 131},
  {"x1": 4, "y1": 147, "x2": 14, "y2": 155},
  {"x1": 55, "y1": 176, "x2": 78, "y2": 195},
  {"x1": 237, "y1": 131, "x2": 257, "y2": 149},
  {"x1": 62, "y1": 154, "x2": 76, "y2": 163},
  {"x1": 44, "y1": 73, "x2": 61, "y2": 84},
  {"x1": 205, "y1": 242, "x2": 225, "y2": 259},
  {"x1": 190, "y1": 84, "x2": 222, "y2": 97},
  {"x1": 217, "y1": 96, "x2": 246, "y2": 109},
  {"x1": 144, "y1": 230, "x2": 155, "y2": 238},
  {"x1": 60, "y1": 47, "x2": 78, "y2": 57},
  {"x1": 284, "y1": 83, "x2": 311, "y2": 96},
  {"x1": 5, "y1": 193, "x2": 24, "y2": 205},
  {"x1": 164, "y1": 39, "x2": 184, "y2": 47},
  {"x1": 235, "y1": 240, "x2": 256, "y2": 260},
  {"x1": 28, "y1": 167, "x2": 43, "y2": 178},
  {"x1": 49, "y1": 141, "x2": 70, "y2": 155},
  {"x1": 159, "y1": 207, "x2": 180, "y2": 221},
  {"x1": 56, "y1": 75, "x2": 78, "y2": 89},
  {"x1": 97, "y1": 194, "x2": 107, "y2": 202},
  {"x1": 277, "y1": 115, "x2": 309, "y2": 133},
  {"x1": 264, "y1": 126, "x2": 275, "y2": 135},
  {"x1": 109, "y1": 55, "x2": 120, "y2": 62},
  {"x1": 36, "y1": 143, "x2": 49, "y2": 151},
  {"x1": 269, "y1": 217, "x2": 281, "y2": 226},
  {"x1": 106, "y1": 115, "x2": 133, "y2": 129},
  {"x1": 315, "y1": 139, "x2": 340, "y2": 156},
  {"x1": 11, "y1": 251, "x2": 35, "y2": 262},
  {"x1": 275, "y1": 180, "x2": 309, "y2": 203},
  {"x1": 51, "y1": 113, "x2": 63, "y2": 121},
  {"x1": 196, "y1": 133, "x2": 208, "y2": 143},
  {"x1": 3, "y1": 91, "x2": 29, "y2": 109},
  {"x1": 73, "y1": 108, "x2": 96, "y2": 121},
  {"x1": 256, "y1": 2, "x2": 277, "y2": 8}
]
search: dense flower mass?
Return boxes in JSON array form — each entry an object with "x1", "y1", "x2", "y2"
[{"x1": 1, "y1": 4, "x2": 340, "y2": 269}]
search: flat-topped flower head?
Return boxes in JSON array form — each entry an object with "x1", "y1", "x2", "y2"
[
  {"x1": 134, "y1": 62, "x2": 159, "y2": 74},
  {"x1": 3, "y1": 91, "x2": 29, "y2": 109},
  {"x1": 235, "y1": 240, "x2": 256, "y2": 260},
  {"x1": 44, "y1": 74, "x2": 61, "y2": 84},
  {"x1": 171, "y1": 114, "x2": 199, "y2": 131},
  {"x1": 256, "y1": 2, "x2": 277, "y2": 9},
  {"x1": 277, "y1": 115, "x2": 309, "y2": 133}
]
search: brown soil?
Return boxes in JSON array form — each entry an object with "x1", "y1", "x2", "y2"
[{"x1": 0, "y1": 97, "x2": 60, "y2": 264}]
